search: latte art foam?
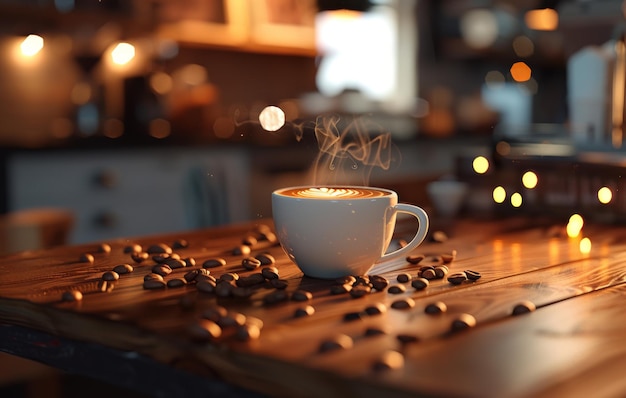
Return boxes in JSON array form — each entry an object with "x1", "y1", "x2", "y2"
[{"x1": 279, "y1": 187, "x2": 388, "y2": 199}]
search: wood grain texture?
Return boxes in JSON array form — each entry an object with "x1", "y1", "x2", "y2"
[{"x1": 2, "y1": 217, "x2": 626, "y2": 397}]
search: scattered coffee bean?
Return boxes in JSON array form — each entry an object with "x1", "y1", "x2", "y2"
[
  {"x1": 353, "y1": 276, "x2": 370, "y2": 286},
  {"x1": 364, "y1": 302, "x2": 387, "y2": 316},
  {"x1": 143, "y1": 279, "x2": 166, "y2": 290},
  {"x1": 255, "y1": 253, "x2": 275, "y2": 265},
  {"x1": 196, "y1": 280, "x2": 217, "y2": 294},
  {"x1": 232, "y1": 286, "x2": 253, "y2": 298},
  {"x1": 102, "y1": 271, "x2": 120, "y2": 281},
  {"x1": 431, "y1": 230, "x2": 448, "y2": 243},
  {"x1": 465, "y1": 270, "x2": 482, "y2": 281},
  {"x1": 294, "y1": 305, "x2": 315, "y2": 318},
  {"x1": 184, "y1": 269, "x2": 202, "y2": 283},
  {"x1": 164, "y1": 258, "x2": 186, "y2": 269},
  {"x1": 151, "y1": 264, "x2": 172, "y2": 277},
  {"x1": 144, "y1": 273, "x2": 164, "y2": 282},
  {"x1": 318, "y1": 334, "x2": 353, "y2": 353},
  {"x1": 220, "y1": 272, "x2": 240, "y2": 282},
  {"x1": 261, "y1": 266, "x2": 279, "y2": 280},
  {"x1": 450, "y1": 313, "x2": 477, "y2": 332},
  {"x1": 411, "y1": 277, "x2": 429, "y2": 290},
  {"x1": 215, "y1": 281, "x2": 235, "y2": 297},
  {"x1": 397, "y1": 239, "x2": 408, "y2": 248},
  {"x1": 387, "y1": 284, "x2": 406, "y2": 294},
  {"x1": 270, "y1": 279, "x2": 289, "y2": 289},
  {"x1": 62, "y1": 290, "x2": 83, "y2": 302},
  {"x1": 113, "y1": 263, "x2": 134, "y2": 275},
  {"x1": 97, "y1": 243, "x2": 112, "y2": 254},
  {"x1": 242, "y1": 257, "x2": 262, "y2": 270},
  {"x1": 396, "y1": 334, "x2": 419, "y2": 344},
  {"x1": 350, "y1": 285, "x2": 371, "y2": 298},
  {"x1": 167, "y1": 278, "x2": 187, "y2": 288},
  {"x1": 343, "y1": 311, "x2": 365, "y2": 322},
  {"x1": 97, "y1": 280, "x2": 112, "y2": 293},
  {"x1": 441, "y1": 250, "x2": 457, "y2": 264},
  {"x1": 396, "y1": 272, "x2": 412, "y2": 283},
  {"x1": 188, "y1": 319, "x2": 222, "y2": 341},
  {"x1": 291, "y1": 289, "x2": 313, "y2": 302},
  {"x1": 131, "y1": 252, "x2": 149, "y2": 263},
  {"x1": 263, "y1": 289, "x2": 289, "y2": 305},
  {"x1": 258, "y1": 231, "x2": 277, "y2": 244},
  {"x1": 335, "y1": 275, "x2": 356, "y2": 285},
  {"x1": 236, "y1": 273, "x2": 266, "y2": 287},
  {"x1": 183, "y1": 257, "x2": 196, "y2": 267},
  {"x1": 330, "y1": 283, "x2": 352, "y2": 295},
  {"x1": 369, "y1": 275, "x2": 389, "y2": 291},
  {"x1": 242, "y1": 235, "x2": 258, "y2": 246},
  {"x1": 364, "y1": 327, "x2": 387, "y2": 337},
  {"x1": 372, "y1": 350, "x2": 404, "y2": 371},
  {"x1": 390, "y1": 297, "x2": 415, "y2": 310},
  {"x1": 201, "y1": 306, "x2": 228, "y2": 322},
  {"x1": 424, "y1": 301, "x2": 447, "y2": 315},
  {"x1": 196, "y1": 274, "x2": 216, "y2": 283},
  {"x1": 235, "y1": 323, "x2": 261, "y2": 341},
  {"x1": 146, "y1": 243, "x2": 172, "y2": 254},
  {"x1": 79, "y1": 253, "x2": 94, "y2": 264},
  {"x1": 448, "y1": 272, "x2": 468, "y2": 285},
  {"x1": 203, "y1": 258, "x2": 227, "y2": 269},
  {"x1": 172, "y1": 239, "x2": 188, "y2": 249},
  {"x1": 153, "y1": 253, "x2": 180, "y2": 263},
  {"x1": 123, "y1": 244, "x2": 142, "y2": 254},
  {"x1": 434, "y1": 265, "x2": 449, "y2": 279},
  {"x1": 217, "y1": 312, "x2": 247, "y2": 328},
  {"x1": 406, "y1": 254, "x2": 425, "y2": 264},
  {"x1": 232, "y1": 245, "x2": 251, "y2": 256},
  {"x1": 421, "y1": 268, "x2": 438, "y2": 280},
  {"x1": 512, "y1": 300, "x2": 536, "y2": 316}
]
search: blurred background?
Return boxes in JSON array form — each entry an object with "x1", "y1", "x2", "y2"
[{"x1": 1, "y1": 0, "x2": 626, "y2": 395}]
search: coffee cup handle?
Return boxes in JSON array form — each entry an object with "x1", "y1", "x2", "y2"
[{"x1": 378, "y1": 203, "x2": 429, "y2": 263}]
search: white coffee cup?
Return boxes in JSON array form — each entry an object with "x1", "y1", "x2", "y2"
[{"x1": 272, "y1": 186, "x2": 429, "y2": 279}]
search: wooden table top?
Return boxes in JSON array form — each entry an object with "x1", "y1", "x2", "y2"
[{"x1": 1, "y1": 216, "x2": 626, "y2": 398}]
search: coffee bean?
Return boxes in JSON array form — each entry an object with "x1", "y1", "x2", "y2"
[
  {"x1": 217, "y1": 312, "x2": 247, "y2": 328},
  {"x1": 364, "y1": 302, "x2": 387, "y2": 316},
  {"x1": 183, "y1": 257, "x2": 196, "y2": 267},
  {"x1": 153, "y1": 253, "x2": 180, "y2": 263},
  {"x1": 294, "y1": 305, "x2": 315, "y2": 318},
  {"x1": 318, "y1": 334, "x2": 353, "y2": 353},
  {"x1": 270, "y1": 279, "x2": 288, "y2": 289},
  {"x1": 263, "y1": 289, "x2": 289, "y2": 305},
  {"x1": 396, "y1": 334, "x2": 419, "y2": 344},
  {"x1": 203, "y1": 258, "x2": 226, "y2": 268},
  {"x1": 242, "y1": 257, "x2": 261, "y2": 270},
  {"x1": 167, "y1": 278, "x2": 187, "y2": 288},
  {"x1": 172, "y1": 239, "x2": 188, "y2": 249},
  {"x1": 390, "y1": 297, "x2": 415, "y2": 310},
  {"x1": 465, "y1": 270, "x2": 482, "y2": 281},
  {"x1": 450, "y1": 313, "x2": 476, "y2": 332},
  {"x1": 236, "y1": 273, "x2": 266, "y2": 287},
  {"x1": 330, "y1": 283, "x2": 352, "y2": 295},
  {"x1": 151, "y1": 264, "x2": 172, "y2": 277},
  {"x1": 425, "y1": 255, "x2": 444, "y2": 265},
  {"x1": 201, "y1": 306, "x2": 228, "y2": 322},
  {"x1": 411, "y1": 277, "x2": 429, "y2": 290},
  {"x1": 220, "y1": 272, "x2": 240, "y2": 282},
  {"x1": 143, "y1": 280, "x2": 166, "y2": 290},
  {"x1": 350, "y1": 285, "x2": 371, "y2": 298},
  {"x1": 196, "y1": 274, "x2": 216, "y2": 283},
  {"x1": 144, "y1": 273, "x2": 164, "y2": 282},
  {"x1": 369, "y1": 275, "x2": 389, "y2": 291},
  {"x1": 165, "y1": 258, "x2": 186, "y2": 269},
  {"x1": 434, "y1": 265, "x2": 449, "y2": 279},
  {"x1": 232, "y1": 286, "x2": 254, "y2": 298},
  {"x1": 235, "y1": 323, "x2": 261, "y2": 341},
  {"x1": 255, "y1": 253, "x2": 275, "y2": 265},
  {"x1": 406, "y1": 254, "x2": 425, "y2": 264},
  {"x1": 146, "y1": 243, "x2": 172, "y2": 254},
  {"x1": 291, "y1": 289, "x2": 313, "y2": 302},
  {"x1": 372, "y1": 350, "x2": 404, "y2": 371},
  {"x1": 343, "y1": 311, "x2": 364, "y2": 322},
  {"x1": 79, "y1": 253, "x2": 94, "y2": 264},
  {"x1": 188, "y1": 319, "x2": 222, "y2": 341},
  {"x1": 232, "y1": 245, "x2": 251, "y2": 256},
  {"x1": 335, "y1": 275, "x2": 356, "y2": 285},
  {"x1": 258, "y1": 231, "x2": 277, "y2": 244},
  {"x1": 102, "y1": 271, "x2": 120, "y2": 281},
  {"x1": 196, "y1": 279, "x2": 217, "y2": 293},
  {"x1": 123, "y1": 244, "x2": 142, "y2": 254},
  {"x1": 61, "y1": 290, "x2": 83, "y2": 302},
  {"x1": 131, "y1": 252, "x2": 149, "y2": 263},
  {"x1": 97, "y1": 243, "x2": 112, "y2": 254},
  {"x1": 97, "y1": 280, "x2": 112, "y2": 293},
  {"x1": 113, "y1": 263, "x2": 134, "y2": 275},
  {"x1": 387, "y1": 284, "x2": 406, "y2": 294},
  {"x1": 353, "y1": 276, "x2": 370, "y2": 286},
  {"x1": 242, "y1": 235, "x2": 258, "y2": 246},
  {"x1": 512, "y1": 300, "x2": 536, "y2": 316},
  {"x1": 421, "y1": 268, "x2": 437, "y2": 280},
  {"x1": 431, "y1": 230, "x2": 448, "y2": 243},
  {"x1": 215, "y1": 281, "x2": 235, "y2": 297},
  {"x1": 424, "y1": 301, "x2": 447, "y2": 315},
  {"x1": 396, "y1": 272, "x2": 412, "y2": 283},
  {"x1": 261, "y1": 266, "x2": 279, "y2": 280},
  {"x1": 441, "y1": 250, "x2": 457, "y2": 264},
  {"x1": 184, "y1": 269, "x2": 203, "y2": 283},
  {"x1": 364, "y1": 327, "x2": 387, "y2": 337},
  {"x1": 448, "y1": 272, "x2": 468, "y2": 285}
]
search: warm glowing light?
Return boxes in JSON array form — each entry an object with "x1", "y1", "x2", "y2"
[
  {"x1": 512, "y1": 36, "x2": 534, "y2": 57},
  {"x1": 598, "y1": 186, "x2": 613, "y2": 204},
  {"x1": 493, "y1": 186, "x2": 506, "y2": 203},
  {"x1": 178, "y1": 64, "x2": 207, "y2": 86},
  {"x1": 111, "y1": 42, "x2": 135, "y2": 65},
  {"x1": 567, "y1": 214, "x2": 584, "y2": 238},
  {"x1": 510, "y1": 62, "x2": 532, "y2": 82},
  {"x1": 460, "y1": 9, "x2": 498, "y2": 49},
  {"x1": 524, "y1": 8, "x2": 558, "y2": 31},
  {"x1": 579, "y1": 237, "x2": 592, "y2": 254},
  {"x1": 150, "y1": 72, "x2": 173, "y2": 95},
  {"x1": 259, "y1": 106, "x2": 285, "y2": 132},
  {"x1": 510, "y1": 192, "x2": 523, "y2": 207},
  {"x1": 472, "y1": 156, "x2": 489, "y2": 174},
  {"x1": 20, "y1": 35, "x2": 44, "y2": 56},
  {"x1": 522, "y1": 171, "x2": 538, "y2": 189}
]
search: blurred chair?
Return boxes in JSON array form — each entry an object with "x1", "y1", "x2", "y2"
[{"x1": 0, "y1": 208, "x2": 74, "y2": 255}]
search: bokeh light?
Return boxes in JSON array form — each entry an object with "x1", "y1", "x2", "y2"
[
  {"x1": 20, "y1": 34, "x2": 44, "y2": 57},
  {"x1": 510, "y1": 192, "x2": 523, "y2": 207},
  {"x1": 524, "y1": 8, "x2": 558, "y2": 31},
  {"x1": 579, "y1": 237, "x2": 592, "y2": 254},
  {"x1": 111, "y1": 42, "x2": 135, "y2": 65},
  {"x1": 472, "y1": 156, "x2": 489, "y2": 174},
  {"x1": 522, "y1": 171, "x2": 538, "y2": 189},
  {"x1": 460, "y1": 9, "x2": 498, "y2": 49},
  {"x1": 259, "y1": 106, "x2": 285, "y2": 132},
  {"x1": 493, "y1": 186, "x2": 506, "y2": 203},
  {"x1": 567, "y1": 213, "x2": 584, "y2": 238},
  {"x1": 597, "y1": 186, "x2": 612, "y2": 204},
  {"x1": 510, "y1": 62, "x2": 532, "y2": 82},
  {"x1": 512, "y1": 35, "x2": 534, "y2": 57}
]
